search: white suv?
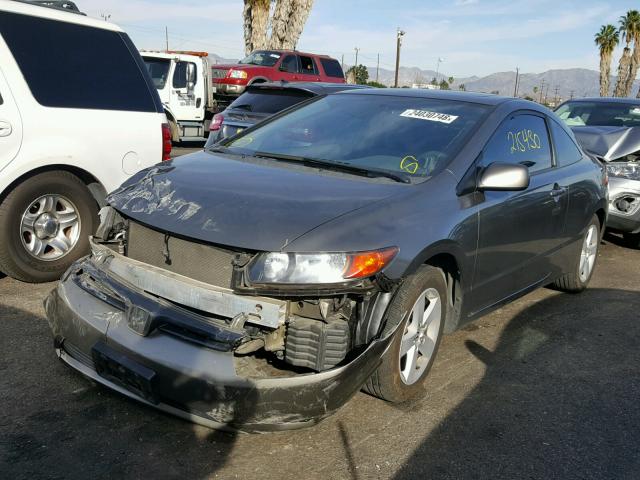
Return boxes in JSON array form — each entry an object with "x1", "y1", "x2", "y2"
[{"x1": 0, "y1": 1, "x2": 170, "y2": 282}]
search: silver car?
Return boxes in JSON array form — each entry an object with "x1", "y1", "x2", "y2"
[{"x1": 556, "y1": 98, "x2": 640, "y2": 247}]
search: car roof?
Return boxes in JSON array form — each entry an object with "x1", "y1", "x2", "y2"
[
  {"x1": 561, "y1": 97, "x2": 640, "y2": 105},
  {"x1": 1, "y1": 0, "x2": 123, "y2": 32},
  {"x1": 336, "y1": 88, "x2": 539, "y2": 108},
  {"x1": 250, "y1": 49, "x2": 334, "y2": 59},
  {"x1": 246, "y1": 82, "x2": 368, "y2": 96}
]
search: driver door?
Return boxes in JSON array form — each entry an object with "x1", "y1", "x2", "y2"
[{"x1": 469, "y1": 112, "x2": 568, "y2": 315}]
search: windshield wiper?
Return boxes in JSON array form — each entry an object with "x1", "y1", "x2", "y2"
[{"x1": 254, "y1": 151, "x2": 411, "y2": 184}]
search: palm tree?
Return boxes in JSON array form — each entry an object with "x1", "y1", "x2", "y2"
[
  {"x1": 269, "y1": 0, "x2": 314, "y2": 50},
  {"x1": 595, "y1": 24, "x2": 619, "y2": 97},
  {"x1": 622, "y1": 11, "x2": 640, "y2": 96},
  {"x1": 242, "y1": 0, "x2": 270, "y2": 55},
  {"x1": 243, "y1": 0, "x2": 314, "y2": 55},
  {"x1": 614, "y1": 11, "x2": 640, "y2": 97}
]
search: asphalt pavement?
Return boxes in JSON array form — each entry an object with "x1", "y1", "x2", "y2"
[{"x1": 1, "y1": 237, "x2": 638, "y2": 479}]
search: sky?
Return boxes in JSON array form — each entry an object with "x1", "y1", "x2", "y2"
[{"x1": 80, "y1": 0, "x2": 639, "y2": 78}]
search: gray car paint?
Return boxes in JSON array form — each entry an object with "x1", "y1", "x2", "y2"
[{"x1": 47, "y1": 89, "x2": 608, "y2": 430}]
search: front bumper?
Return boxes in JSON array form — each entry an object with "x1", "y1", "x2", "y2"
[
  {"x1": 44, "y1": 254, "x2": 395, "y2": 432},
  {"x1": 606, "y1": 177, "x2": 640, "y2": 233},
  {"x1": 213, "y1": 82, "x2": 246, "y2": 96}
]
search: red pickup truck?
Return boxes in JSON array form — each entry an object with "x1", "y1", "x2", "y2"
[{"x1": 211, "y1": 50, "x2": 345, "y2": 107}]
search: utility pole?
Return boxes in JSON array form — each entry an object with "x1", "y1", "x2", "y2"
[
  {"x1": 569, "y1": 90, "x2": 575, "y2": 100},
  {"x1": 376, "y1": 53, "x2": 380, "y2": 83},
  {"x1": 165, "y1": 26, "x2": 169, "y2": 52},
  {"x1": 543, "y1": 83, "x2": 550, "y2": 104},
  {"x1": 435, "y1": 57, "x2": 443, "y2": 83},
  {"x1": 539, "y1": 79, "x2": 545, "y2": 103},
  {"x1": 354, "y1": 47, "x2": 359, "y2": 68},
  {"x1": 394, "y1": 28, "x2": 405, "y2": 88},
  {"x1": 553, "y1": 85, "x2": 559, "y2": 105},
  {"x1": 513, "y1": 67, "x2": 520, "y2": 97},
  {"x1": 341, "y1": 54, "x2": 344, "y2": 71}
]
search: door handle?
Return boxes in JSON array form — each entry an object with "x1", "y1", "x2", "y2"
[
  {"x1": 550, "y1": 185, "x2": 567, "y2": 197},
  {"x1": 0, "y1": 120, "x2": 12, "y2": 137}
]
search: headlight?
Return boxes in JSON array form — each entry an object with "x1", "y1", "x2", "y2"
[
  {"x1": 606, "y1": 162, "x2": 640, "y2": 180},
  {"x1": 228, "y1": 69, "x2": 248, "y2": 79},
  {"x1": 248, "y1": 248, "x2": 398, "y2": 284}
]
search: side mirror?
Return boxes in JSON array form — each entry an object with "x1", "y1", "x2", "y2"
[
  {"x1": 186, "y1": 63, "x2": 196, "y2": 92},
  {"x1": 477, "y1": 162, "x2": 530, "y2": 191}
]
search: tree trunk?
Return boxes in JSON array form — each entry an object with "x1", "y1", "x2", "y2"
[
  {"x1": 625, "y1": 42, "x2": 640, "y2": 97},
  {"x1": 599, "y1": 52, "x2": 610, "y2": 97},
  {"x1": 614, "y1": 46, "x2": 632, "y2": 97},
  {"x1": 243, "y1": 0, "x2": 270, "y2": 55},
  {"x1": 268, "y1": 0, "x2": 314, "y2": 50}
]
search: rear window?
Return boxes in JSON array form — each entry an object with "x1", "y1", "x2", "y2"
[
  {"x1": 228, "y1": 90, "x2": 312, "y2": 114},
  {"x1": 0, "y1": 11, "x2": 160, "y2": 112},
  {"x1": 320, "y1": 58, "x2": 344, "y2": 78}
]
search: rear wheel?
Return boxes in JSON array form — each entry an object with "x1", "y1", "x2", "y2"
[
  {"x1": 553, "y1": 215, "x2": 600, "y2": 292},
  {"x1": 363, "y1": 265, "x2": 446, "y2": 403},
  {"x1": 0, "y1": 171, "x2": 98, "y2": 283}
]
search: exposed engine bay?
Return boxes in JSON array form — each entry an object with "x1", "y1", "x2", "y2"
[{"x1": 88, "y1": 206, "x2": 394, "y2": 377}]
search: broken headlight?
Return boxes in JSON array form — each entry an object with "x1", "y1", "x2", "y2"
[
  {"x1": 247, "y1": 248, "x2": 398, "y2": 284},
  {"x1": 606, "y1": 162, "x2": 640, "y2": 181}
]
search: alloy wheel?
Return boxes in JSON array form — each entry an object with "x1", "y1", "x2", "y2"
[{"x1": 399, "y1": 287, "x2": 443, "y2": 385}]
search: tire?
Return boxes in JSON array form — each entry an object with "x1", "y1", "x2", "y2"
[
  {"x1": 553, "y1": 215, "x2": 600, "y2": 293},
  {"x1": 363, "y1": 265, "x2": 447, "y2": 403},
  {"x1": 623, "y1": 232, "x2": 640, "y2": 249},
  {"x1": 0, "y1": 171, "x2": 98, "y2": 283}
]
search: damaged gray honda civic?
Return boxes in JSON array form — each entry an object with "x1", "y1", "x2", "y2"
[{"x1": 45, "y1": 89, "x2": 608, "y2": 431}]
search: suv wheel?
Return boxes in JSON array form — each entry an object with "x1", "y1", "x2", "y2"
[
  {"x1": 0, "y1": 171, "x2": 98, "y2": 283},
  {"x1": 363, "y1": 265, "x2": 446, "y2": 403}
]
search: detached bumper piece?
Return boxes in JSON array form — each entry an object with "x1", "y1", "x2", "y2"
[{"x1": 44, "y1": 250, "x2": 394, "y2": 431}]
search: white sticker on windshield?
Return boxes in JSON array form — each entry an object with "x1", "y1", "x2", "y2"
[
  {"x1": 400, "y1": 109, "x2": 458, "y2": 124},
  {"x1": 631, "y1": 107, "x2": 640, "y2": 115}
]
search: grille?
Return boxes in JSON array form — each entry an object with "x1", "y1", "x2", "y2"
[
  {"x1": 126, "y1": 221, "x2": 236, "y2": 288},
  {"x1": 211, "y1": 68, "x2": 229, "y2": 79}
]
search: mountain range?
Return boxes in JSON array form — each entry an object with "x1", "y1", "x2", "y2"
[
  {"x1": 206, "y1": 52, "x2": 640, "y2": 101},
  {"x1": 365, "y1": 65, "x2": 640, "y2": 101}
]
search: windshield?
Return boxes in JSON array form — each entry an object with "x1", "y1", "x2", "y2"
[
  {"x1": 225, "y1": 94, "x2": 489, "y2": 179},
  {"x1": 239, "y1": 50, "x2": 282, "y2": 67},
  {"x1": 556, "y1": 101, "x2": 640, "y2": 127},
  {"x1": 143, "y1": 57, "x2": 171, "y2": 89}
]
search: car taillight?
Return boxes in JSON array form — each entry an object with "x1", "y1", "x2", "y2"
[
  {"x1": 210, "y1": 113, "x2": 224, "y2": 132},
  {"x1": 162, "y1": 123, "x2": 172, "y2": 161}
]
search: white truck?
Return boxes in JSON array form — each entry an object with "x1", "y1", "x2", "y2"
[{"x1": 141, "y1": 51, "x2": 218, "y2": 142}]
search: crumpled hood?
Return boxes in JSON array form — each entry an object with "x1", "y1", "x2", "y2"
[
  {"x1": 107, "y1": 151, "x2": 406, "y2": 252},
  {"x1": 572, "y1": 126, "x2": 640, "y2": 161}
]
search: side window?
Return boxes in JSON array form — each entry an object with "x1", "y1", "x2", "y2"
[
  {"x1": 299, "y1": 56, "x2": 318, "y2": 75},
  {"x1": 320, "y1": 58, "x2": 345, "y2": 78},
  {"x1": 280, "y1": 55, "x2": 298, "y2": 73},
  {"x1": 483, "y1": 114, "x2": 552, "y2": 173},
  {"x1": 550, "y1": 119, "x2": 583, "y2": 167},
  {"x1": 172, "y1": 61, "x2": 196, "y2": 89},
  {"x1": 0, "y1": 11, "x2": 158, "y2": 112}
]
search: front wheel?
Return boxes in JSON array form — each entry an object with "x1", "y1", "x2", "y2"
[
  {"x1": 363, "y1": 265, "x2": 446, "y2": 403},
  {"x1": 553, "y1": 215, "x2": 600, "y2": 293},
  {"x1": 0, "y1": 171, "x2": 98, "y2": 283}
]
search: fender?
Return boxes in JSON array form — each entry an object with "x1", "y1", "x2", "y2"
[{"x1": 248, "y1": 76, "x2": 270, "y2": 85}]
